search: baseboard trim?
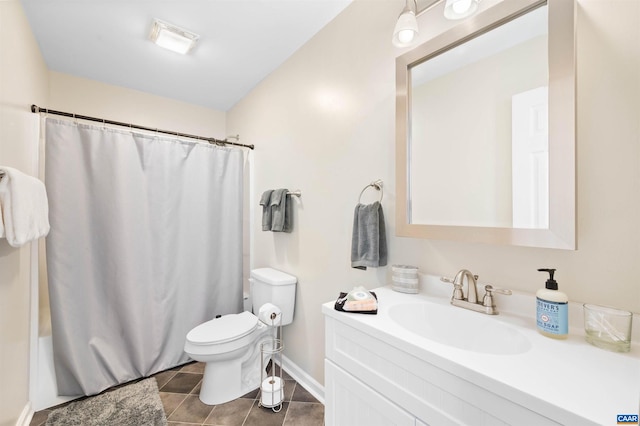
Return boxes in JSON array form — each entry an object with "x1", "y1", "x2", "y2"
[
  {"x1": 281, "y1": 355, "x2": 324, "y2": 405},
  {"x1": 16, "y1": 402, "x2": 34, "y2": 426}
]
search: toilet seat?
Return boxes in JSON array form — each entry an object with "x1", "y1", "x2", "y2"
[{"x1": 187, "y1": 311, "x2": 258, "y2": 345}]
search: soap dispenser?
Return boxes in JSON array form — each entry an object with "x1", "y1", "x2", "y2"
[{"x1": 536, "y1": 268, "x2": 568, "y2": 339}]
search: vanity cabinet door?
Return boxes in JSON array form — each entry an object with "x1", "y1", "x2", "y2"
[{"x1": 325, "y1": 360, "x2": 416, "y2": 426}]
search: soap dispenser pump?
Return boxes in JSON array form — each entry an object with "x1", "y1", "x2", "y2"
[{"x1": 536, "y1": 268, "x2": 568, "y2": 339}]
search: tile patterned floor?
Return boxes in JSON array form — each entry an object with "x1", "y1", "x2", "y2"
[{"x1": 30, "y1": 362, "x2": 324, "y2": 426}]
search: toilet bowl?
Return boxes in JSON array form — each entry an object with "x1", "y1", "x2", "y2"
[
  {"x1": 185, "y1": 311, "x2": 273, "y2": 405},
  {"x1": 184, "y1": 268, "x2": 297, "y2": 405}
]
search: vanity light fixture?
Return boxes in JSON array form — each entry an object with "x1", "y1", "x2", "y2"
[
  {"x1": 443, "y1": 0, "x2": 481, "y2": 20},
  {"x1": 149, "y1": 19, "x2": 199, "y2": 55},
  {"x1": 392, "y1": 0, "x2": 419, "y2": 47},
  {"x1": 393, "y1": 0, "x2": 484, "y2": 47}
]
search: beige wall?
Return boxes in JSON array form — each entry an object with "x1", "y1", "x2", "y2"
[
  {"x1": 0, "y1": 1, "x2": 49, "y2": 424},
  {"x1": 227, "y1": 0, "x2": 640, "y2": 387},
  {"x1": 48, "y1": 72, "x2": 226, "y2": 139}
]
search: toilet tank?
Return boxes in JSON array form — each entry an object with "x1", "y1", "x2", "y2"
[{"x1": 250, "y1": 268, "x2": 297, "y2": 326}]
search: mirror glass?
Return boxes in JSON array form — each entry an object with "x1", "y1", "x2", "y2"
[
  {"x1": 396, "y1": 0, "x2": 576, "y2": 249},
  {"x1": 410, "y1": 7, "x2": 548, "y2": 228}
]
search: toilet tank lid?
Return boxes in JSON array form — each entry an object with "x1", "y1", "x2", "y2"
[{"x1": 251, "y1": 268, "x2": 297, "y2": 285}]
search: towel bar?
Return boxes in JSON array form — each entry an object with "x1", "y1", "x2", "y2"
[
  {"x1": 358, "y1": 180, "x2": 383, "y2": 204},
  {"x1": 287, "y1": 190, "x2": 301, "y2": 197}
]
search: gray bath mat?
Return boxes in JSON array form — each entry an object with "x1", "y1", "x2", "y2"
[{"x1": 46, "y1": 377, "x2": 167, "y2": 426}]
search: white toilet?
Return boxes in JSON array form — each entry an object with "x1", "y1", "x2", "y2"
[{"x1": 184, "y1": 268, "x2": 297, "y2": 405}]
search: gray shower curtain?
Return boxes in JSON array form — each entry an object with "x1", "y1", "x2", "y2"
[{"x1": 45, "y1": 118, "x2": 244, "y2": 396}]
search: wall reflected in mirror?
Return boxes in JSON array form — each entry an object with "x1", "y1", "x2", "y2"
[{"x1": 409, "y1": 5, "x2": 548, "y2": 229}]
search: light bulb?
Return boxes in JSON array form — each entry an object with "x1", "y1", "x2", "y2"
[
  {"x1": 398, "y1": 29, "x2": 416, "y2": 44},
  {"x1": 452, "y1": 0, "x2": 472, "y2": 14},
  {"x1": 444, "y1": 0, "x2": 479, "y2": 20},
  {"x1": 393, "y1": 5, "x2": 419, "y2": 47}
]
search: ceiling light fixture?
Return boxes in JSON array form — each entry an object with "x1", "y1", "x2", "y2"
[
  {"x1": 443, "y1": 0, "x2": 480, "y2": 20},
  {"x1": 392, "y1": 0, "x2": 419, "y2": 47},
  {"x1": 149, "y1": 19, "x2": 199, "y2": 55}
]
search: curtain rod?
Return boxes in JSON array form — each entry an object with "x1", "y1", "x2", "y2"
[{"x1": 30, "y1": 104, "x2": 254, "y2": 150}]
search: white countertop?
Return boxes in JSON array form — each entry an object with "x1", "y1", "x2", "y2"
[{"x1": 322, "y1": 275, "x2": 640, "y2": 426}]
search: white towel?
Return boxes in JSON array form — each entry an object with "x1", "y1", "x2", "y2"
[{"x1": 0, "y1": 166, "x2": 50, "y2": 247}]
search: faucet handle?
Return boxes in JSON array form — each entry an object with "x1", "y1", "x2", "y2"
[
  {"x1": 482, "y1": 284, "x2": 512, "y2": 309},
  {"x1": 484, "y1": 284, "x2": 512, "y2": 296},
  {"x1": 440, "y1": 276, "x2": 464, "y2": 300}
]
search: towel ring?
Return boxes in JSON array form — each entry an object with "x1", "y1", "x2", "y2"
[{"x1": 358, "y1": 180, "x2": 383, "y2": 204}]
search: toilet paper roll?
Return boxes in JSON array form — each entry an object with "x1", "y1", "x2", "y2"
[
  {"x1": 258, "y1": 303, "x2": 282, "y2": 326},
  {"x1": 260, "y1": 376, "x2": 284, "y2": 407}
]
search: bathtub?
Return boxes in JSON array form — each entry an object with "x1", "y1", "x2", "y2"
[{"x1": 31, "y1": 335, "x2": 78, "y2": 411}]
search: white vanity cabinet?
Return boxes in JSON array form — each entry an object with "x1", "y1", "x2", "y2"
[
  {"x1": 324, "y1": 285, "x2": 638, "y2": 426},
  {"x1": 325, "y1": 360, "x2": 417, "y2": 426},
  {"x1": 323, "y1": 305, "x2": 568, "y2": 426}
]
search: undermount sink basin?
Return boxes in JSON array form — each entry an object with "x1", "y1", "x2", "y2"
[{"x1": 388, "y1": 302, "x2": 531, "y2": 355}]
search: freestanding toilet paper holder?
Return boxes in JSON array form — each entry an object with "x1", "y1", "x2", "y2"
[{"x1": 259, "y1": 317, "x2": 284, "y2": 412}]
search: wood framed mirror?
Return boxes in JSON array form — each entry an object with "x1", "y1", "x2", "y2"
[{"x1": 396, "y1": 0, "x2": 576, "y2": 249}]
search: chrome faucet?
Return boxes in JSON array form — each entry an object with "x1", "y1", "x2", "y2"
[
  {"x1": 441, "y1": 269, "x2": 511, "y2": 315},
  {"x1": 455, "y1": 269, "x2": 478, "y2": 303}
]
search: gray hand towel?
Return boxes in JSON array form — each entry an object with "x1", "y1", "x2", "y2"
[
  {"x1": 282, "y1": 193, "x2": 293, "y2": 233},
  {"x1": 260, "y1": 190, "x2": 274, "y2": 231},
  {"x1": 351, "y1": 201, "x2": 387, "y2": 270},
  {"x1": 270, "y1": 188, "x2": 292, "y2": 233}
]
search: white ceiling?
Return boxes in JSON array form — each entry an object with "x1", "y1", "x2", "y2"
[{"x1": 21, "y1": 0, "x2": 353, "y2": 111}]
